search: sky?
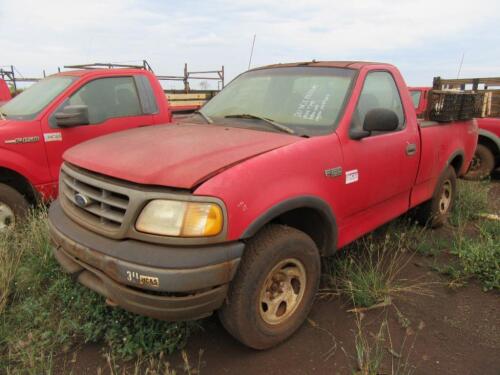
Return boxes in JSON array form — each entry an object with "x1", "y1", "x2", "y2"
[{"x1": 1, "y1": 0, "x2": 499, "y2": 89}]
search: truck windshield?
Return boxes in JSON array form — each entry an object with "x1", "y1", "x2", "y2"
[
  {"x1": 200, "y1": 67, "x2": 356, "y2": 136},
  {"x1": 0, "y1": 76, "x2": 76, "y2": 120}
]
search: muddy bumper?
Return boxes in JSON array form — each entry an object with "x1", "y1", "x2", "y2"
[{"x1": 48, "y1": 201, "x2": 244, "y2": 321}]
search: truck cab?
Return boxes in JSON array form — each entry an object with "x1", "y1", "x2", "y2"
[{"x1": 0, "y1": 68, "x2": 172, "y2": 228}]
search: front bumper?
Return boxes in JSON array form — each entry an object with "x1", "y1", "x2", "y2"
[{"x1": 49, "y1": 201, "x2": 244, "y2": 321}]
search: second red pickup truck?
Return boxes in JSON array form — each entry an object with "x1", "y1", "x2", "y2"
[
  {"x1": 49, "y1": 61, "x2": 477, "y2": 349},
  {"x1": 410, "y1": 86, "x2": 500, "y2": 179},
  {"x1": 0, "y1": 68, "x2": 172, "y2": 228}
]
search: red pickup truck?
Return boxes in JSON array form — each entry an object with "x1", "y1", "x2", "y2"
[
  {"x1": 0, "y1": 68, "x2": 172, "y2": 228},
  {"x1": 410, "y1": 86, "x2": 500, "y2": 179},
  {"x1": 49, "y1": 61, "x2": 477, "y2": 349},
  {"x1": 0, "y1": 79, "x2": 11, "y2": 105}
]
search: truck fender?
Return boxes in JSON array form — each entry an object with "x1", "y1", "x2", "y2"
[
  {"x1": 447, "y1": 149, "x2": 465, "y2": 175},
  {"x1": 0, "y1": 163, "x2": 38, "y2": 204},
  {"x1": 478, "y1": 129, "x2": 500, "y2": 154},
  {"x1": 0, "y1": 148, "x2": 46, "y2": 186},
  {"x1": 240, "y1": 195, "x2": 338, "y2": 256}
]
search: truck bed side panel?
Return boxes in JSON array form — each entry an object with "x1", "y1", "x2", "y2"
[{"x1": 410, "y1": 120, "x2": 477, "y2": 207}]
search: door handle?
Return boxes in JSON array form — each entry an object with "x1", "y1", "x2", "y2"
[{"x1": 406, "y1": 143, "x2": 417, "y2": 156}]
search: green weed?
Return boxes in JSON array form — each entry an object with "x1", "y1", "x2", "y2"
[
  {"x1": 450, "y1": 180, "x2": 489, "y2": 227},
  {"x1": 323, "y1": 227, "x2": 432, "y2": 308},
  {"x1": 449, "y1": 220, "x2": 499, "y2": 291}
]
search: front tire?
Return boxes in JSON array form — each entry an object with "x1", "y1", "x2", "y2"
[
  {"x1": 0, "y1": 183, "x2": 29, "y2": 230},
  {"x1": 464, "y1": 144, "x2": 495, "y2": 180},
  {"x1": 219, "y1": 224, "x2": 321, "y2": 349},
  {"x1": 415, "y1": 166, "x2": 456, "y2": 228}
]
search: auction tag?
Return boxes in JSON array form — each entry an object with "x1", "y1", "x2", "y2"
[
  {"x1": 345, "y1": 169, "x2": 359, "y2": 184},
  {"x1": 44, "y1": 132, "x2": 62, "y2": 142}
]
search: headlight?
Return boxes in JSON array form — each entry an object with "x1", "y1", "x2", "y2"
[{"x1": 135, "y1": 199, "x2": 223, "y2": 237}]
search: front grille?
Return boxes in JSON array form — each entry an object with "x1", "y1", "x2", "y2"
[{"x1": 60, "y1": 164, "x2": 130, "y2": 232}]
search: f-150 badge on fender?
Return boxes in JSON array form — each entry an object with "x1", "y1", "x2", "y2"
[
  {"x1": 324, "y1": 167, "x2": 342, "y2": 177},
  {"x1": 4, "y1": 136, "x2": 40, "y2": 144}
]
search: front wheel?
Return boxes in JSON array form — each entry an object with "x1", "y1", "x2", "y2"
[
  {"x1": 219, "y1": 224, "x2": 321, "y2": 349},
  {"x1": 415, "y1": 166, "x2": 456, "y2": 227},
  {"x1": 464, "y1": 144, "x2": 495, "y2": 180},
  {"x1": 0, "y1": 183, "x2": 29, "y2": 230}
]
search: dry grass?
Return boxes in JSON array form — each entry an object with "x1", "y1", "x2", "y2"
[
  {"x1": 100, "y1": 350, "x2": 204, "y2": 375},
  {"x1": 352, "y1": 312, "x2": 417, "y2": 375}
]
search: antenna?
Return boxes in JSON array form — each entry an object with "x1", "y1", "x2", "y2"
[
  {"x1": 248, "y1": 34, "x2": 256, "y2": 70},
  {"x1": 456, "y1": 52, "x2": 465, "y2": 79}
]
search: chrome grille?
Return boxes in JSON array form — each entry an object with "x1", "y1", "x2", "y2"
[{"x1": 60, "y1": 164, "x2": 130, "y2": 232}]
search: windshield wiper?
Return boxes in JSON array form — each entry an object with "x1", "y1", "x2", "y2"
[
  {"x1": 194, "y1": 110, "x2": 213, "y2": 124},
  {"x1": 0, "y1": 110, "x2": 6, "y2": 121},
  {"x1": 224, "y1": 113, "x2": 295, "y2": 134}
]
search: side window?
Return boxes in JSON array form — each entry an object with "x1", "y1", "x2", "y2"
[
  {"x1": 352, "y1": 71, "x2": 405, "y2": 132},
  {"x1": 68, "y1": 77, "x2": 142, "y2": 124}
]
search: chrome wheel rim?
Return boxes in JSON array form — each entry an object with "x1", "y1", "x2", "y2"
[
  {"x1": 0, "y1": 202, "x2": 15, "y2": 230},
  {"x1": 439, "y1": 180, "x2": 452, "y2": 214},
  {"x1": 259, "y1": 258, "x2": 306, "y2": 325}
]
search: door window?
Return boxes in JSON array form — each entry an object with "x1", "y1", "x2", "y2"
[
  {"x1": 351, "y1": 71, "x2": 405, "y2": 133},
  {"x1": 65, "y1": 77, "x2": 142, "y2": 125}
]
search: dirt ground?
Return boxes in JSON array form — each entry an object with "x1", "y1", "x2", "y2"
[{"x1": 61, "y1": 177, "x2": 500, "y2": 375}]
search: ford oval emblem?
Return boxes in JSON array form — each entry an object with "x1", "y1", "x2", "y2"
[{"x1": 74, "y1": 193, "x2": 91, "y2": 208}]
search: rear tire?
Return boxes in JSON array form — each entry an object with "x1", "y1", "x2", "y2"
[
  {"x1": 219, "y1": 224, "x2": 321, "y2": 349},
  {"x1": 415, "y1": 166, "x2": 456, "y2": 228},
  {"x1": 0, "y1": 183, "x2": 29, "y2": 230},
  {"x1": 464, "y1": 144, "x2": 495, "y2": 180}
]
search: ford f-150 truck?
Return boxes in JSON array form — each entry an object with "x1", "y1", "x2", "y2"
[
  {"x1": 410, "y1": 86, "x2": 499, "y2": 179},
  {"x1": 0, "y1": 68, "x2": 172, "y2": 228},
  {"x1": 49, "y1": 61, "x2": 477, "y2": 349}
]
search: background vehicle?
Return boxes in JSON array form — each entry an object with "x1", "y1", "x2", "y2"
[
  {"x1": 0, "y1": 67, "x2": 172, "y2": 228},
  {"x1": 0, "y1": 79, "x2": 11, "y2": 105},
  {"x1": 49, "y1": 61, "x2": 477, "y2": 350},
  {"x1": 410, "y1": 78, "x2": 500, "y2": 179}
]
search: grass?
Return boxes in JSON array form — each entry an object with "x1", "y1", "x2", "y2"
[
  {"x1": 351, "y1": 313, "x2": 416, "y2": 375},
  {"x1": 0, "y1": 209, "x2": 198, "y2": 374},
  {"x1": 444, "y1": 179, "x2": 499, "y2": 290},
  {"x1": 100, "y1": 349, "x2": 204, "y2": 375},
  {"x1": 323, "y1": 222, "x2": 432, "y2": 309},
  {"x1": 449, "y1": 180, "x2": 489, "y2": 227},
  {"x1": 448, "y1": 219, "x2": 499, "y2": 290}
]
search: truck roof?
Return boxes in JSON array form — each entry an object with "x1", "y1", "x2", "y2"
[{"x1": 251, "y1": 61, "x2": 394, "y2": 71}]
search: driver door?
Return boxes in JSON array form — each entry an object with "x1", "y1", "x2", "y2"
[{"x1": 337, "y1": 70, "x2": 420, "y2": 233}]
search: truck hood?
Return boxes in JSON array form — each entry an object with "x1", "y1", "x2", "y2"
[{"x1": 64, "y1": 123, "x2": 301, "y2": 189}]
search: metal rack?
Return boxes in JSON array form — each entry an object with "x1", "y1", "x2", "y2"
[
  {"x1": 432, "y1": 76, "x2": 500, "y2": 118},
  {"x1": 64, "y1": 60, "x2": 225, "y2": 91},
  {"x1": 0, "y1": 65, "x2": 43, "y2": 92}
]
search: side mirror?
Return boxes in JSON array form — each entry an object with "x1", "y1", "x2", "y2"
[
  {"x1": 364, "y1": 108, "x2": 399, "y2": 132},
  {"x1": 350, "y1": 108, "x2": 399, "y2": 140},
  {"x1": 55, "y1": 105, "x2": 89, "y2": 127}
]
